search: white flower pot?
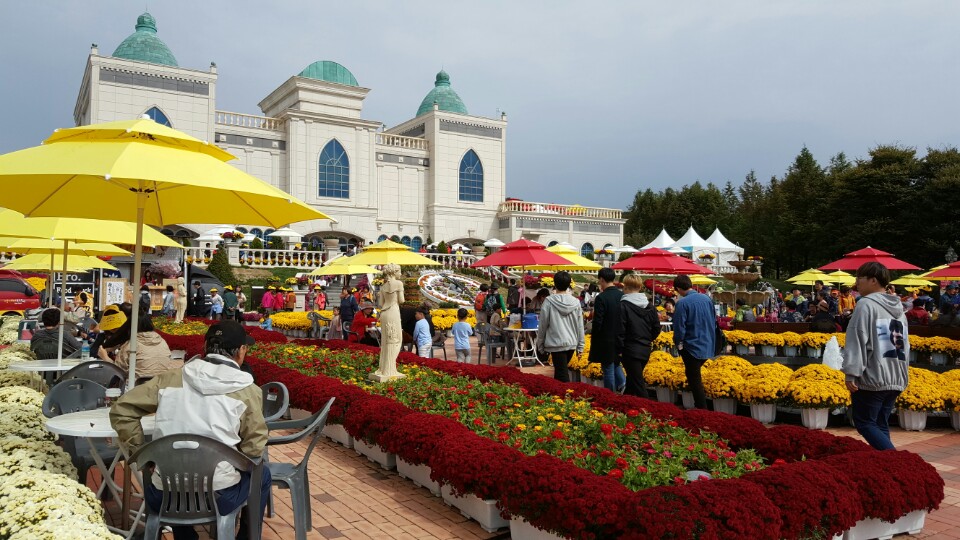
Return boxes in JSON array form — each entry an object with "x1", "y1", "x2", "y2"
[
  {"x1": 594, "y1": 378, "x2": 605, "y2": 389},
  {"x1": 931, "y1": 352, "x2": 948, "y2": 366},
  {"x1": 712, "y1": 398, "x2": 737, "y2": 415},
  {"x1": 734, "y1": 344, "x2": 751, "y2": 356},
  {"x1": 806, "y1": 347, "x2": 822, "y2": 358},
  {"x1": 440, "y1": 484, "x2": 508, "y2": 532},
  {"x1": 509, "y1": 518, "x2": 565, "y2": 540},
  {"x1": 397, "y1": 458, "x2": 440, "y2": 496},
  {"x1": 800, "y1": 408, "x2": 829, "y2": 430},
  {"x1": 750, "y1": 403, "x2": 777, "y2": 424},
  {"x1": 243, "y1": 320, "x2": 259, "y2": 327},
  {"x1": 898, "y1": 409, "x2": 927, "y2": 431},
  {"x1": 322, "y1": 423, "x2": 352, "y2": 448},
  {"x1": 680, "y1": 391, "x2": 695, "y2": 409},
  {"x1": 783, "y1": 346, "x2": 798, "y2": 357},
  {"x1": 759, "y1": 345, "x2": 777, "y2": 357},
  {"x1": 654, "y1": 387, "x2": 676, "y2": 404},
  {"x1": 952, "y1": 411, "x2": 960, "y2": 431},
  {"x1": 352, "y1": 437, "x2": 397, "y2": 470},
  {"x1": 909, "y1": 350, "x2": 918, "y2": 363},
  {"x1": 842, "y1": 509, "x2": 926, "y2": 540}
]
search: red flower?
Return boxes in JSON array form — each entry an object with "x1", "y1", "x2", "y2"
[{"x1": 607, "y1": 469, "x2": 624, "y2": 479}]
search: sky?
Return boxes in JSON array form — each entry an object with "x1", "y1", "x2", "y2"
[{"x1": 1, "y1": 1, "x2": 959, "y2": 210}]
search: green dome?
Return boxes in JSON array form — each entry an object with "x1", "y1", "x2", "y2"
[
  {"x1": 112, "y1": 12, "x2": 178, "y2": 67},
  {"x1": 416, "y1": 70, "x2": 468, "y2": 117},
  {"x1": 298, "y1": 61, "x2": 359, "y2": 86}
]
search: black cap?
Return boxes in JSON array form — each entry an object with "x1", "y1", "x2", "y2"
[{"x1": 205, "y1": 320, "x2": 255, "y2": 349}]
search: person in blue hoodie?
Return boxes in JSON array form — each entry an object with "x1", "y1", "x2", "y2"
[{"x1": 842, "y1": 262, "x2": 909, "y2": 450}]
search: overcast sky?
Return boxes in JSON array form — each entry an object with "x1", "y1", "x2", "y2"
[{"x1": 2, "y1": 1, "x2": 959, "y2": 210}]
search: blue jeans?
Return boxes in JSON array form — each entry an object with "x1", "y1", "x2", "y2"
[
  {"x1": 851, "y1": 389, "x2": 899, "y2": 450},
  {"x1": 144, "y1": 468, "x2": 272, "y2": 540},
  {"x1": 602, "y1": 362, "x2": 625, "y2": 392}
]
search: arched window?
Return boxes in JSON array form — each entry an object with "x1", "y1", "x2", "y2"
[
  {"x1": 390, "y1": 235, "x2": 401, "y2": 243},
  {"x1": 250, "y1": 228, "x2": 263, "y2": 239},
  {"x1": 547, "y1": 240, "x2": 558, "y2": 247},
  {"x1": 580, "y1": 243, "x2": 594, "y2": 258},
  {"x1": 144, "y1": 107, "x2": 171, "y2": 127},
  {"x1": 318, "y1": 139, "x2": 349, "y2": 199},
  {"x1": 411, "y1": 236, "x2": 423, "y2": 251},
  {"x1": 236, "y1": 227, "x2": 248, "y2": 234},
  {"x1": 264, "y1": 228, "x2": 275, "y2": 241},
  {"x1": 160, "y1": 228, "x2": 174, "y2": 237},
  {"x1": 401, "y1": 236, "x2": 411, "y2": 247},
  {"x1": 377, "y1": 234, "x2": 388, "y2": 243},
  {"x1": 458, "y1": 150, "x2": 483, "y2": 202}
]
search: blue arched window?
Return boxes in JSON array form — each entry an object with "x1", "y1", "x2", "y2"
[
  {"x1": 548, "y1": 240, "x2": 558, "y2": 247},
  {"x1": 318, "y1": 140, "x2": 349, "y2": 199},
  {"x1": 377, "y1": 234, "x2": 388, "y2": 243},
  {"x1": 264, "y1": 228, "x2": 275, "y2": 242},
  {"x1": 145, "y1": 107, "x2": 171, "y2": 127},
  {"x1": 390, "y1": 235, "x2": 401, "y2": 243},
  {"x1": 459, "y1": 150, "x2": 483, "y2": 202},
  {"x1": 250, "y1": 228, "x2": 263, "y2": 239},
  {"x1": 580, "y1": 243, "x2": 594, "y2": 258},
  {"x1": 401, "y1": 236, "x2": 411, "y2": 247},
  {"x1": 411, "y1": 236, "x2": 423, "y2": 251}
]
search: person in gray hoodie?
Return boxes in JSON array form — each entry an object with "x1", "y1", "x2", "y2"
[
  {"x1": 842, "y1": 262, "x2": 909, "y2": 450},
  {"x1": 617, "y1": 274, "x2": 661, "y2": 397},
  {"x1": 535, "y1": 271, "x2": 585, "y2": 382}
]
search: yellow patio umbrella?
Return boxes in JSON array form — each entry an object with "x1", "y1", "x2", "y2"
[
  {"x1": 891, "y1": 274, "x2": 937, "y2": 287},
  {"x1": 515, "y1": 243, "x2": 602, "y2": 272},
  {"x1": 0, "y1": 118, "x2": 333, "y2": 388},
  {"x1": 787, "y1": 269, "x2": 833, "y2": 283},
  {"x1": 310, "y1": 263, "x2": 382, "y2": 276},
  {"x1": 338, "y1": 239, "x2": 441, "y2": 267},
  {"x1": 689, "y1": 274, "x2": 717, "y2": 285},
  {"x1": 3, "y1": 253, "x2": 117, "y2": 271},
  {"x1": 920, "y1": 264, "x2": 950, "y2": 279},
  {"x1": 826, "y1": 270, "x2": 856, "y2": 286}
]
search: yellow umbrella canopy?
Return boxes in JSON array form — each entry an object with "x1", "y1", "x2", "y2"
[
  {"x1": 0, "y1": 209, "x2": 180, "y2": 247},
  {"x1": 890, "y1": 274, "x2": 936, "y2": 287},
  {"x1": 0, "y1": 237, "x2": 130, "y2": 257},
  {"x1": 689, "y1": 274, "x2": 717, "y2": 285},
  {"x1": 3, "y1": 253, "x2": 117, "y2": 271},
  {"x1": 340, "y1": 239, "x2": 441, "y2": 266},
  {"x1": 310, "y1": 263, "x2": 381, "y2": 276},
  {"x1": 787, "y1": 269, "x2": 833, "y2": 283},
  {"x1": 826, "y1": 270, "x2": 856, "y2": 286},
  {"x1": 517, "y1": 244, "x2": 602, "y2": 272}
]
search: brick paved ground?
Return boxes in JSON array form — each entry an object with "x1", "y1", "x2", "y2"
[{"x1": 96, "y1": 337, "x2": 960, "y2": 539}]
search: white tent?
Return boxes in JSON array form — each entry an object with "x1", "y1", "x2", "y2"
[
  {"x1": 483, "y1": 238, "x2": 505, "y2": 247},
  {"x1": 670, "y1": 226, "x2": 715, "y2": 259},
  {"x1": 706, "y1": 228, "x2": 744, "y2": 268},
  {"x1": 641, "y1": 229, "x2": 676, "y2": 250}
]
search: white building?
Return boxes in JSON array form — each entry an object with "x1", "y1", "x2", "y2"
[{"x1": 74, "y1": 13, "x2": 624, "y2": 257}]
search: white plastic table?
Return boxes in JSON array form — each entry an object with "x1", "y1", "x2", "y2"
[
  {"x1": 46, "y1": 409, "x2": 155, "y2": 539},
  {"x1": 8, "y1": 359, "x2": 81, "y2": 372},
  {"x1": 503, "y1": 327, "x2": 545, "y2": 367},
  {"x1": 660, "y1": 322, "x2": 673, "y2": 331}
]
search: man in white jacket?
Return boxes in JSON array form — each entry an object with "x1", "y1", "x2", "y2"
[
  {"x1": 535, "y1": 271, "x2": 585, "y2": 382},
  {"x1": 842, "y1": 262, "x2": 909, "y2": 450}
]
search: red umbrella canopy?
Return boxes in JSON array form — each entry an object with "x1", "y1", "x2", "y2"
[
  {"x1": 924, "y1": 261, "x2": 960, "y2": 279},
  {"x1": 818, "y1": 246, "x2": 920, "y2": 271},
  {"x1": 471, "y1": 238, "x2": 572, "y2": 268},
  {"x1": 611, "y1": 247, "x2": 715, "y2": 275}
]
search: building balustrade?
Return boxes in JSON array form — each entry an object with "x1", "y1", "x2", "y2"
[
  {"x1": 375, "y1": 133, "x2": 429, "y2": 151},
  {"x1": 214, "y1": 110, "x2": 285, "y2": 131},
  {"x1": 497, "y1": 200, "x2": 622, "y2": 220}
]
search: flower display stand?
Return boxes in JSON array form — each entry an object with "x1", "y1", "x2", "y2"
[
  {"x1": 898, "y1": 409, "x2": 927, "y2": 431},
  {"x1": 783, "y1": 346, "x2": 798, "y2": 357},
  {"x1": 654, "y1": 387, "x2": 676, "y2": 404},
  {"x1": 842, "y1": 509, "x2": 926, "y2": 540},
  {"x1": 352, "y1": 437, "x2": 397, "y2": 470},
  {"x1": 734, "y1": 344, "x2": 751, "y2": 356},
  {"x1": 396, "y1": 458, "x2": 440, "y2": 496},
  {"x1": 806, "y1": 347, "x2": 822, "y2": 358},
  {"x1": 712, "y1": 398, "x2": 737, "y2": 415},
  {"x1": 931, "y1": 353, "x2": 948, "y2": 366},
  {"x1": 750, "y1": 403, "x2": 776, "y2": 424},
  {"x1": 510, "y1": 518, "x2": 565, "y2": 540},
  {"x1": 322, "y1": 423, "x2": 352, "y2": 449},
  {"x1": 440, "y1": 484, "x2": 508, "y2": 532},
  {"x1": 680, "y1": 391, "x2": 695, "y2": 409},
  {"x1": 800, "y1": 408, "x2": 829, "y2": 430},
  {"x1": 759, "y1": 345, "x2": 777, "y2": 357},
  {"x1": 952, "y1": 411, "x2": 960, "y2": 431}
]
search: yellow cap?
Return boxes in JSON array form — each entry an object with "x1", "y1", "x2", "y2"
[{"x1": 99, "y1": 304, "x2": 127, "y2": 332}]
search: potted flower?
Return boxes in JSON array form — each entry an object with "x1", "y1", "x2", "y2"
[
  {"x1": 642, "y1": 351, "x2": 685, "y2": 404},
  {"x1": 943, "y1": 375, "x2": 960, "y2": 431},
  {"x1": 781, "y1": 332, "x2": 803, "y2": 357},
  {"x1": 724, "y1": 330, "x2": 753, "y2": 356},
  {"x1": 895, "y1": 367, "x2": 944, "y2": 431},
  {"x1": 701, "y1": 356, "x2": 752, "y2": 414},
  {"x1": 803, "y1": 332, "x2": 833, "y2": 358},
  {"x1": 752, "y1": 332, "x2": 784, "y2": 357},
  {"x1": 783, "y1": 364, "x2": 851, "y2": 429},
  {"x1": 697, "y1": 253, "x2": 716, "y2": 265},
  {"x1": 220, "y1": 231, "x2": 244, "y2": 243},
  {"x1": 735, "y1": 363, "x2": 793, "y2": 423}
]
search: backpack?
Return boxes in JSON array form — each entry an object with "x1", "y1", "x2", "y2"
[
  {"x1": 507, "y1": 286, "x2": 520, "y2": 307},
  {"x1": 474, "y1": 291, "x2": 488, "y2": 311},
  {"x1": 483, "y1": 293, "x2": 500, "y2": 314}
]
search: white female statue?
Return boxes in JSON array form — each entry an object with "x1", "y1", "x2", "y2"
[{"x1": 370, "y1": 263, "x2": 406, "y2": 382}]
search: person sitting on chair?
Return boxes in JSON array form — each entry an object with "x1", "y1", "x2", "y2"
[
  {"x1": 31, "y1": 308, "x2": 82, "y2": 359},
  {"x1": 110, "y1": 320, "x2": 270, "y2": 540},
  {"x1": 348, "y1": 301, "x2": 379, "y2": 346}
]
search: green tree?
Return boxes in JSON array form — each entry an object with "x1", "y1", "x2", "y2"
[{"x1": 206, "y1": 248, "x2": 236, "y2": 286}]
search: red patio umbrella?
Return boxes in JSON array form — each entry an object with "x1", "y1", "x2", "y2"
[
  {"x1": 470, "y1": 238, "x2": 572, "y2": 268},
  {"x1": 923, "y1": 262, "x2": 960, "y2": 280},
  {"x1": 612, "y1": 247, "x2": 715, "y2": 275},
  {"x1": 818, "y1": 246, "x2": 920, "y2": 271}
]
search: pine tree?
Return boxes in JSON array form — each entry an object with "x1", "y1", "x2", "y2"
[{"x1": 206, "y1": 249, "x2": 236, "y2": 286}]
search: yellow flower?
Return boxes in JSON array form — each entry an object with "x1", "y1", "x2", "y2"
[
  {"x1": 896, "y1": 367, "x2": 945, "y2": 412},
  {"x1": 784, "y1": 364, "x2": 851, "y2": 408}
]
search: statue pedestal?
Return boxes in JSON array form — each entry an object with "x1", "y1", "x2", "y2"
[{"x1": 368, "y1": 372, "x2": 406, "y2": 383}]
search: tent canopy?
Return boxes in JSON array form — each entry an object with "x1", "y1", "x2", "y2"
[
  {"x1": 706, "y1": 228, "x2": 741, "y2": 251},
  {"x1": 670, "y1": 226, "x2": 715, "y2": 255},
  {"x1": 641, "y1": 229, "x2": 676, "y2": 250}
]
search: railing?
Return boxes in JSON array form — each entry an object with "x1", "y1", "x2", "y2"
[
  {"x1": 497, "y1": 200, "x2": 622, "y2": 220},
  {"x1": 419, "y1": 253, "x2": 516, "y2": 283},
  {"x1": 184, "y1": 247, "x2": 325, "y2": 269},
  {"x1": 375, "y1": 133, "x2": 429, "y2": 151},
  {"x1": 214, "y1": 111, "x2": 285, "y2": 131}
]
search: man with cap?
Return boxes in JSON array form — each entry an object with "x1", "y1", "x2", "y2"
[
  {"x1": 349, "y1": 300, "x2": 379, "y2": 345},
  {"x1": 191, "y1": 280, "x2": 206, "y2": 317},
  {"x1": 110, "y1": 320, "x2": 270, "y2": 540},
  {"x1": 222, "y1": 285, "x2": 239, "y2": 321},
  {"x1": 339, "y1": 288, "x2": 359, "y2": 335},
  {"x1": 941, "y1": 284, "x2": 960, "y2": 311}
]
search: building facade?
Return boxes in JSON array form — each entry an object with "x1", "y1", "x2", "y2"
[{"x1": 74, "y1": 13, "x2": 624, "y2": 257}]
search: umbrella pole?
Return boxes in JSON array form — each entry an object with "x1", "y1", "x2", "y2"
[
  {"x1": 57, "y1": 240, "x2": 68, "y2": 366},
  {"x1": 48, "y1": 253, "x2": 55, "y2": 308},
  {"x1": 126, "y1": 196, "x2": 145, "y2": 391}
]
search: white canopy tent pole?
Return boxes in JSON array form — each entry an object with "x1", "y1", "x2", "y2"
[{"x1": 57, "y1": 239, "x2": 68, "y2": 366}]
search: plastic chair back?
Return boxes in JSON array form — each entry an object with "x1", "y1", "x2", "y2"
[
  {"x1": 42, "y1": 378, "x2": 107, "y2": 418},
  {"x1": 262, "y1": 382, "x2": 290, "y2": 423},
  {"x1": 56, "y1": 361, "x2": 127, "y2": 389}
]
